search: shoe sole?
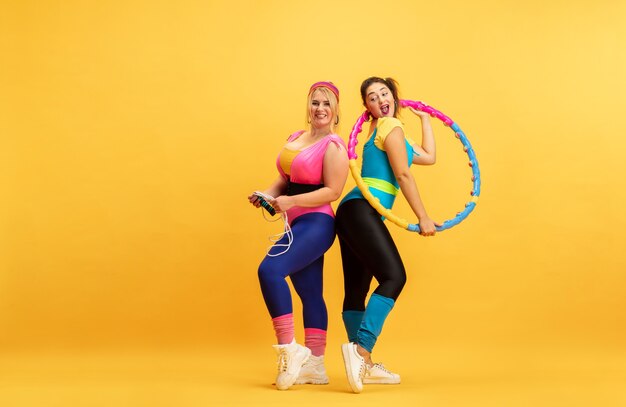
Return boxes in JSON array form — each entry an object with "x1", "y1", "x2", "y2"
[
  {"x1": 341, "y1": 343, "x2": 363, "y2": 393},
  {"x1": 294, "y1": 378, "x2": 329, "y2": 385},
  {"x1": 363, "y1": 378, "x2": 401, "y2": 384}
]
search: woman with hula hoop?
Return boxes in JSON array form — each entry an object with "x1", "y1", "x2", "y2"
[
  {"x1": 248, "y1": 82, "x2": 349, "y2": 390},
  {"x1": 337, "y1": 77, "x2": 440, "y2": 393}
]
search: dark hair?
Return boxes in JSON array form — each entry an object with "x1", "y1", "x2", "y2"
[{"x1": 359, "y1": 76, "x2": 401, "y2": 118}]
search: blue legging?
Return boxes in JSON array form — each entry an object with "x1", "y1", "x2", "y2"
[{"x1": 258, "y1": 212, "x2": 335, "y2": 330}]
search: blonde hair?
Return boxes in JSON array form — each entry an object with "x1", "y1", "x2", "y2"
[{"x1": 306, "y1": 87, "x2": 340, "y2": 133}]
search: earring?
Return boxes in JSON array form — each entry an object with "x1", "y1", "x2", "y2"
[{"x1": 335, "y1": 116, "x2": 339, "y2": 125}]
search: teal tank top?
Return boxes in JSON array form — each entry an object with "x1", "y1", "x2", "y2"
[{"x1": 340, "y1": 127, "x2": 415, "y2": 210}]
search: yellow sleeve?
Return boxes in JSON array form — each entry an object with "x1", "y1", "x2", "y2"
[{"x1": 374, "y1": 117, "x2": 405, "y2": 150}]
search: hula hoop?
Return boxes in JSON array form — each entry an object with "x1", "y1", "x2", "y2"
[{"x1": 347, "y1": 99, "x2": 481, "y2": 233}]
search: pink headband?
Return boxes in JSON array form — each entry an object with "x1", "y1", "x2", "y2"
[{"x1": 309, "y1": 81, "x2": 339, "y2": 102}]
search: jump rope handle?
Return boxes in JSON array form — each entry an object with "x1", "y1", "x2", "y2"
[{"x1": 253, "y1": 192, "x2": 277, "y2": 216}]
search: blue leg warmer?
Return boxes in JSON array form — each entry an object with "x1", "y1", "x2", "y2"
[
  {"x1": 356, "y1": 293, "x2": 395, "y2": 352},
  {"x1": 342, "y1": 310, "x2": 365, "y2": 343}
]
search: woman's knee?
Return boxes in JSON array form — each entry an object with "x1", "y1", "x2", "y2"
[
  {"x1": 379, "y1": 271, "x2": 407, "y2": 299},
  {"x1": 395, "y1": 273, "x2": 407, "y2": 295},
  {"x1": 258, "y1": 261, "x2": 281, "y2": 284}
]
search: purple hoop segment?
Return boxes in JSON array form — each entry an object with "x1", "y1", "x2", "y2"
[{"x1": 347, "y1": 99, "x2": 481, "y2": 233}]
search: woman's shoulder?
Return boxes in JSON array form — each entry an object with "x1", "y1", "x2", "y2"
[
  {"x1": 327, "y1": 133, "x2": 346, "y2": 143},
  {"x1": 375, "y1": 117, "x2": 404, "y2": 143},
  {"x1": 377, "y1": 117, "x2": 404, "y2": 132},
  {"x1": 324, "y1": 133, "x2": 347, "y2": 150}
]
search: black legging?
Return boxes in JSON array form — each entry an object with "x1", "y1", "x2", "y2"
[{"x1": 335, "y1": 198, "x2": 407, "y2": 311}]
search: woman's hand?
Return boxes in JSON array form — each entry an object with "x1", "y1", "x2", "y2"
[
  {"x1": 409, "y1": 107, "x2": 431, "y2": 120},
  {"x1": 418, "y1": 216, "x2": 441, "y2": 237},
  {"x1": 270, "y1": 195, "x2": 296, "y2": 213},
  {"x1": 250, "y1": 177, "x2": 288, "y2": 209},
  {"x1": 248, "y1": 193, "x2": 262, "y2": 208}
]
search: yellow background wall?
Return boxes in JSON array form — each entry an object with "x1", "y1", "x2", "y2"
[{"x1": 1, "y1": 0, "x2": 625, "y2": 356}]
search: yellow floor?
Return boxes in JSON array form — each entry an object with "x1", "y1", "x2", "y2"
[{"x1": 1, "y1": 343, "x2": 625, "y2": 407}]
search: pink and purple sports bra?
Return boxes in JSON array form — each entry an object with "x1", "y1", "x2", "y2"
[{"x1": 276, "y1": 130, "x2": 346, "y2": 223}]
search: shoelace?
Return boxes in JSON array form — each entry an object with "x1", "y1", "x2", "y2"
[
  {"x1": 371, "y1": 363, "x2": 392, "y2": 375},
  {"x1": 358, "y1": 359, "x2": 366, "y2": 379},
  {"x1": 276, "y1": 348, "x2": 289, "y2": 373}
]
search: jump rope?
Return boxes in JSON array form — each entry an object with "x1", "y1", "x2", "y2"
[{"x1": 252, "y1": 191, "x2": 293, "y2": 257}]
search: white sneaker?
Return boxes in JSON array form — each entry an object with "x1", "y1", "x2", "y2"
[
  {"x1": 294, "y1": 354, "x2": 329, "y2": 385},
  {"x1": 341, "y1": 342, "x2": 366, "y2": 393},
  {"x1": 273, "y1": 340, "x2": 311, "y2": 390},
  {"x1": 363, "y1": 363, "x2": 401, "y2": 384}
]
